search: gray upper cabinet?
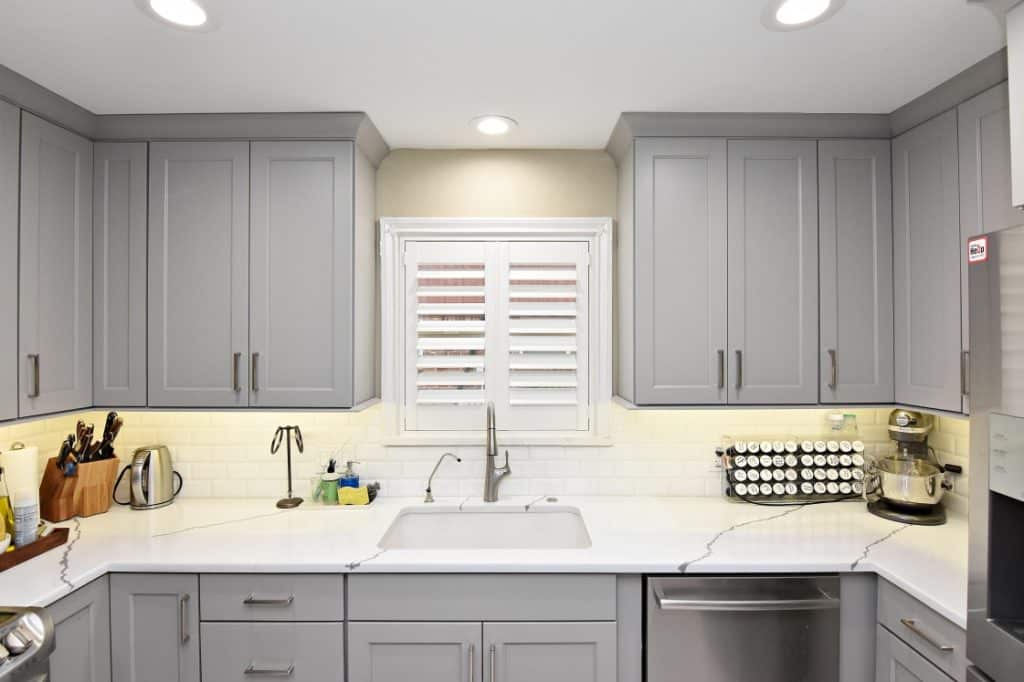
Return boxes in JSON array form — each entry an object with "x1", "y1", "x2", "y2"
[
  {"x1": 0, "y1": 101, "x2": 17, "y2": 421},
  {"x1": 727, "y1": 139, "x2": 819, "y2": 404},
  {"x1": 148, "y1": 141, "x2": 250, "y2": 407},
  {"x1": 818, "y1": 140, "x2": 894, "y2": 404},
  {"x1": 893, "y1": 110, "x2": 964, "y2": 413},
  {"x1": 48, "y1": 576, "x2": 112, "y2": 682},
  {"x1": 94, "y1": 142, "x2": 148, "y2": 406},
  {"x1": 958, "y1": 83, "x2": 1013, "y2": 409},
  {"x1": 348, "y1": 622, "x2": 481, "y2": 682},
  {"x1": 19, "y1": 112, "x2": 93, "y2": 417},
  {"x1": 110, "y1": 573, "x2": 200, "y2": 682},
  {"x1": 634, "y1": 138, "x2": 728, "y2": 404},
  {"x1": 249, "y1": 141, "x2": 354, "y2": 407},
  {"x1": 483, "y1": 622, "x2": 617, "y2": 682}
]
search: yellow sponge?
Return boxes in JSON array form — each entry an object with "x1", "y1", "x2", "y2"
[{"x1": 338, "y1": 486, "x2": 370, "y2": 506}]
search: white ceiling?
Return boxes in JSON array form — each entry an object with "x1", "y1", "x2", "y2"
[{"x1": 0, "y1": 0, "x2": 1006, "y2": 149}]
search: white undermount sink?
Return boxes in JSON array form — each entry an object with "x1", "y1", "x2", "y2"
[{"x1": 377, "y1": 504, "x2": 592, "y2": 550}]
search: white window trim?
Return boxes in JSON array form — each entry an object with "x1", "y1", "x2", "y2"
[{"x1": 380, "y1": 217, "x2": 613, "y2": 445}]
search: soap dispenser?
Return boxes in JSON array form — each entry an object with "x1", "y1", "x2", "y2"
[{"x1": 339, "y1": 461, "x2": 361, "y2": 489}]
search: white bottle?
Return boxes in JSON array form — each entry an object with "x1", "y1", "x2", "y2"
[{"x1": 12, "y1": 488, "x2": 39, "y2": 548}]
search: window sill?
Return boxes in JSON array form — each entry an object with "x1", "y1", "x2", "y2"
[{"x1": 381, "y1": 433, "x2": 614, "y2": 448}]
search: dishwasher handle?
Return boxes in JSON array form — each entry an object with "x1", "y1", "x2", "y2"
[{"x1": 652, "y1": 579, "x2": 840, "y2": 612}]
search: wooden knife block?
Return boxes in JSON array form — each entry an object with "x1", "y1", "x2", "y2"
[{"x1": 39, "y1": 456, "x2": 120, "y2": 522}]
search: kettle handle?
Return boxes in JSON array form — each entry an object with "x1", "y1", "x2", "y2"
[
  {"x1": 112, "y1": 465, "x2": 132, "y2": 505},
  {"x1": 172, "y1": 471, "x2": 184, "y2": 498},
  {"x1": 130, "y1": 452, "x2": 148, "y2": 506}
]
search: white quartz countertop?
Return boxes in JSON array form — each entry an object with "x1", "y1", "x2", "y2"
[{"x1": 0, "y1": 496, "x2": 968, "y2": 628}]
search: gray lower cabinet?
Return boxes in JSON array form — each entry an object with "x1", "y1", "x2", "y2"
[
  {"x1": 875, "y1": 626, "x2": 953, "y2": 682},
  {"x1": 958, "y1": 82, "x2": 1013, "y2": 411},
  {"x1": 201, "y1": 622, "x2": 344, "y2": 682},
  {"x1": 18, "y1": 112, "x2": 93, "y2": 417},
  {"x1": 47, "y1": 576, "x2": 111, "y2": 682},
  {"x1": 892, "y1": 110, "x2": 963, "y2": 413},
  {"x1": 249, "y1": 141, "x2": 354, "y2": 407},
  {"x1": 148, "y1": 141, "x2": 250, "y2": 407},
  {"x1": 484, "y1": 622, "x2": 616, "y2": 682},
  {"x1": 727, "y1": 139, "x2": 819, "y2": 404},
  {"x1": 0, "y1": 100, "x2": 17, "y2": 421},
  {"x1": 348, "y1": 622, "x2": 481, "y2": 682},
  {"x1": 94, "y1": 142, "x2": 148, "y2": 406},
  {"x1": 818, "y1": 139, "x2": 894, "y2": 403},
  {"x1": 633, "y1": 138, "x2": 728, "y2": 405},
  {"x1": 110, "y1": 573, "x2": 200, "y2": 682}
]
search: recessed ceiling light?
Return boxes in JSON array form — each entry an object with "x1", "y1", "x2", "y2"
[
  {"x1": 762, "y1": 0, "x2": 845, "y2": 31},
  {"x1": 471, "y1": 115, "x2": 518, "y2": 136},
  {"x1": 136, "y1": 0, "x2": 218, "y2": 31}
]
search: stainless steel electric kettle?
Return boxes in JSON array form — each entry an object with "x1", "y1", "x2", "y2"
[{"x1": 113, "y1": 445, "x2": 183, "y2": 510}]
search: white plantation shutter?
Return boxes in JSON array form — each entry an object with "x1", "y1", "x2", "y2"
[
  {"x1": 500, "y1": 242, "x2": 590, "y2": 430},
  {"x1": 404, "y1": 242, "x2": 497, "y2": 430},
  {"x1": 404, "y1": 240, "x2": 589, "y2": 432}
]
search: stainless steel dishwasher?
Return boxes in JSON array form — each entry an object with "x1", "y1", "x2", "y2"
[{"x1": 647, "y1": 575, "x2": 841, "y2": 682}]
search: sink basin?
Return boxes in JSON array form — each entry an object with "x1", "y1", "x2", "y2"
[{"x1": 377, "y1": 505, "x2": 592, "y2": 550}]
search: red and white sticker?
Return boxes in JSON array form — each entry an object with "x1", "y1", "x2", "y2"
[{"x1": 968, "y1": 236, "x2": 989, "y2": 264}]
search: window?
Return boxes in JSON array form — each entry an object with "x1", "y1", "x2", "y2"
[{"x1": 381, "y1": 218, "x2": 611, "y2": 441}]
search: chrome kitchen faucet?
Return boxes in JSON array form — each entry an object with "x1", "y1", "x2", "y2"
[{"x1": 484, "y1": 402, "x2": 511, "y2": 502}]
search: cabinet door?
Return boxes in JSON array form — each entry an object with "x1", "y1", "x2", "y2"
[
  {"x1": 727, "y1": 139, "x2": 819, "y2": 404},
  {"x1": 959, "y1": 83, "x2": 1014, "y2": 411},
  {"x1": 0, "y1": 101, "x2": 17, "y2": 421},
  {"x1": 19, "y1": 112, "x2": 93, "y2": 417},
  {"x1": 818, "y1": 140, "x2": 894, "y2": 403},
  {"x1": 249, "y1": 141, "x2": 353, "y2": 407},
  {"x1": 893, "y1": 111, "x2": 963, "y2": 413},
  {"x1": 148, "y1": 141, "x2": 249, "y2": 407},
  {"x1": 201, "y1": 622, "x2": 344, "y2": 682},
  {"x1": 483, "y1": 622, "x2": 616, "y2": 682},
  {"x1": 48, "y1": 576, "x2": 112, "y2": 682},
  {"x1": 1007, "y1": 4, "x2": 1024, "y2": 208},
  {"x1": 348, "y1": 622, "x2": 481, "y2": 682},
  {"x1": 94, "y1": 142, "x2": 148, "y2": 406},
  {"x1": 110, "y1": 573, "x2": 200, "y2": 682},
  {"x1": 634, "y1": 138, "x2": 728, "y2": 404},
  {"x1": 875, "y1": 626, "x2": 954, "y2": 682}
]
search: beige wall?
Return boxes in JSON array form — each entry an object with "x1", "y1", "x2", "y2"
[{"x1": 376, "y1": 149, "x2": 617, "y2": 218}]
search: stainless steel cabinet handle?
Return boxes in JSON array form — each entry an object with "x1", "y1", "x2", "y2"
[
  {"x1": 179, "y1": 594, "x2": 190, "y2": 644},
  {"x1": 26, "y1": 354, "x2": 40, "y2": 398},
  {"x1": 244, "y1": 663, "x2": 294, "y2": 676},
  {"x1": 717, "y1": 349, "x2": 725, "y2": 389},
  {"x1": 468, "y1": 643, "x2": 475, "y2": 682},
  {"x1": 828, "y1": 349, "x2": 837, "y2": 390},
  {"x1": 735, "y1": 350, "x2": 743, "y2": 389},
  {"x1": 243, "y1": 594, "x2": 294, "y2": 606},
  {"x1": 961, "y1": 350, "x2": 969, "y2": 396},
  {"x1": 232, "y1": 352, "x2": 242, "y2": 392},
  {"x1": 900, "y1": 618, "x2": 954, "y2": 652},
  {"x1": 251, "y1": 352, "x2": 260, "y2": 393},
  {"x1": 489, "y1": 644, "x2": 496, "y2": 682}
]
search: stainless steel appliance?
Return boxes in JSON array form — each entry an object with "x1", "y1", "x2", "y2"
[
  {"x1": 646, "y1": 575, "x2": 840, "y2": 682},
  {"x1": 864, "y1": 409, "x2": 958, "y2": 525},
  {"x1": 113, "y1": 445, "x2": 182, "y2": 510},
  {"x1": 967, "y1": 224, "x2": 1024, "y2": 682},
  {"x1": 0, "y1": 607, "x2": 53, "y2": 681}
]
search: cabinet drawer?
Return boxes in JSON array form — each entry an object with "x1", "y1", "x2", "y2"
[
  {"x1": 200, "y1": 574, "x2": 344, "y2": 621},
  {"x1": 876, "y1": 625, "x2": 953, "y2": 682},
  {"x1": 348, "y1": 574, "x2": 616, "y2": 621},
  {"x1": 201, "y1": 622, "x2": 344, "y2": 682},
  {"x1": 877, "y1": 579, "x2": 965, "y2": 680}
]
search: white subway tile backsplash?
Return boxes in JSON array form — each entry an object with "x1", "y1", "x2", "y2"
[{"x1": 0, "y1": 405, "x2": 970, "y2": 512}]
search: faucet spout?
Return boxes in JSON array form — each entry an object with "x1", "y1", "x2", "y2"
[
  {"x1": 483, "y1": 402, "x2": 510, "y2": 502},
  {"x1": 424, "y1": 452, "x2": 460, "y2": 503}
]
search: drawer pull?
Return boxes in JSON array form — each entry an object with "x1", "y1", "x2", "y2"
[
  {"x1": 243, "y1": 594, "x2": 295, "y2": 606},
  {"x1": 489, "y1": 644, "x2": 496, "y2": 682},
  {"x1": 900, "y1": 618, "x2": 954, "y2": 652},
  {"x1": 468, "y1": 643, "x2": 475, "y2": 682},
  {"x1": 179, "y1": 594, "x2": 190, "y2": 644},
  {"x1": 244, "y1": 663, "x2": 294, "y2": 677}
]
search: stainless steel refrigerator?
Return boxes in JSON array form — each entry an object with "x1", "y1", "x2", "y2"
[{"x1": 967, "y1": 225, "x2": 1024, "y2": 682}]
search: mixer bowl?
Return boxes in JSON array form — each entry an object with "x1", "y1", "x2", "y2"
[{"x1": 865, "y1": 457, "x2": 946, "y2": 510}]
